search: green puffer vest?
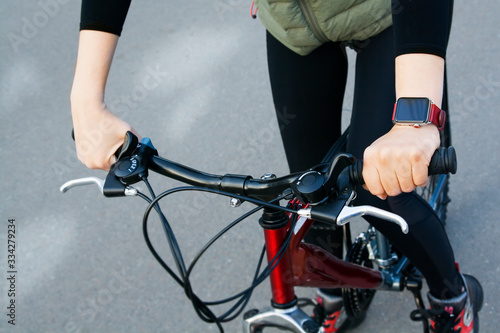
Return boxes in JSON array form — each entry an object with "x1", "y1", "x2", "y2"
[{"x1": 255, "y1": 0, "x2": 393, "y2": 55}]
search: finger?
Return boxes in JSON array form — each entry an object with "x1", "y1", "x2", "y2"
[
  {"x1": 362, "y1": 164, "x2": 387, "y2": 200},
  {"x1": 409, "y1": 149, "x2": 431, "y2": 187},
  {"x1": 412, "y1": 161, "x2": 430, "y2": 187},
  {"x1": 378, "y1": 167, "x2": 402, "y2": 197},
  {"x1": 108, "y1": 155, "x2": 117, "y2": 170},
  {"x1": 107, "y1": 140, "x2": 124, "y2": 169},
  {"x1": 395, "y1": 160, "x2": 416, "y2": 193}
]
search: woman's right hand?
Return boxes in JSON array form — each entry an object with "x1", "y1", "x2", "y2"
[
  {"x1": 70, "y1": 30, "x2": 140, "y2": 170},
  {"x1": 71, "y1": 101, "x2": 139, "y2": 170}
]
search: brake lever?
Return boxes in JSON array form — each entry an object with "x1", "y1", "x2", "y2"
[
  {"x1": 297, "y1": 195, "x2": 409, "y2": 234},
  {"x1": 60, "y1": 177, "x2": 104, "y2": 193},
  {"x1": 296, "y1": 166, "x2": 409, "y2": 234},
  {"x1": 60, "y1": 176, "x2": 138, "y2": 197},
  {"x1": 336, "y1": 205, "x2": 408, "y2": 234}
]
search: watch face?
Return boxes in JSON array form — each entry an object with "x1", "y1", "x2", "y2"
[{"x1": 394, "y1": 98, "x2": 430, "y2": 123}]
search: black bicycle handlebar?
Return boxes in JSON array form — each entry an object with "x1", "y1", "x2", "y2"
[
  {"x1": 148, "y1": 156, "x2": 302, "y2": 198},
  {"x1": 147, "y1": 146, "x2": 456, "y2": 198},
  {"x1": 107, "y1": 131, "x2": 302, "y2": 198},
  {"x1": 101, "y1": 131, "x2": 456, "y2": 199}
]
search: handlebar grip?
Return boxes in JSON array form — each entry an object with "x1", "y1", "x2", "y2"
[
  {"x1": 349, "y1": 147, "x2": 457, "y2": 186},
  {"x1": 71, "y1": 129, "x2": 139, "y2": 160},
  {"x1": 115, "y1": 131, "x2": 139, "y2": 160},
  {"x1": 428, "y1": 146, "x2": 457, "y2": 176},
  {"x1": 349, "y1": 160, "x2": 364, "y2": 186}
]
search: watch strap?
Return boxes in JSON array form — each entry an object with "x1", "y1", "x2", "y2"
[{"x1": 429, "y1": 103, "x2": 446, "y2": 131}]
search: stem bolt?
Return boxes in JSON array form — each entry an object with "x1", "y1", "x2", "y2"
[
  {"x1": 230, "y1": 198, "x2": 242, "y2": 208},
  {"x1": 261, "y1": 173, "x2": 276, "y2": 180}
]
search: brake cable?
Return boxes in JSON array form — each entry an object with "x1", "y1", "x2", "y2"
[{"x1": 136, "y1": 176, "x2": 299, "y2": 332}]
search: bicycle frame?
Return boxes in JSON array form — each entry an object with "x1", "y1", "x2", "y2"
[
  {"x1": 267, "y1": 213, "x2": 383, "y2": 302},
  {"x1": 243, "y1": 202, "x2": 387, "y2": 332}
]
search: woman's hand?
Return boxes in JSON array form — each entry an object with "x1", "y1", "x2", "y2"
[
  {"x1": 362, "y1": 124, "x2": 440, "y2": 199},
  {"x1": 71, "y1": 101, "x2": 139, "y2": 170},
  {"x1": 70, "y1": 30, "x2": 140, "y2": 170}
]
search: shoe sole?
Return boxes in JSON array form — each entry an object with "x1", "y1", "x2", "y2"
[
  {"x1": 464, "y1": 274, "x2": 484, "y2": 332},
  {"x1": 464, "y1": 274, "x2": 484, "y2": 312}
]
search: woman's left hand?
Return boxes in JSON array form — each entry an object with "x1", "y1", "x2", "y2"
[{"x1": 362, "y1": 124, "x2": 440, "y2": 199}]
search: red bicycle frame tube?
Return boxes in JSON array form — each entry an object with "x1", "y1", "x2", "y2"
[{"x1": 264, "y1": 206, "x2": 384, "y2": 307}]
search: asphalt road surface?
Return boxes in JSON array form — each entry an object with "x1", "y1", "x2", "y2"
[{"x1": 1, "y1": 1, "x2": 499, "y2": 332}]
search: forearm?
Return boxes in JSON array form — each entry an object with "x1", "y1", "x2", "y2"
[
  {"x1": 70, "y1": 30, "x2": 119, "y2": 107},
  {"x1": 395, "y1": 53, "x2": 445, "y2": 108}
]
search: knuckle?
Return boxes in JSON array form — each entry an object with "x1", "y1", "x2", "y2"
[
  {"x1": 363, "y1": 146, "x2": 376, "y2": 163},
  {"x1": 378, "y1": 148, "x2": 392, "y2": 165},
  {"x1": 363, "y1": 178, "x2": 383, "y2": 197},
  {"x1": 386, "y1": 188, "x2": 402, "y2": 197},
  {"x1": 412, "y1": 167, "x2": 429, "y2": 183},
  {"x1": 401, "y1": 184, "x2": 416, "y2": 193},
  {"x1": 381, "y1": 180, "x2": 400, "y2": 197},
  {"x1": 408, "y1": 148, "x2": 426, "y2": 164},
  {"x1": 414, "y1": 175, "x2": 430, "y2": 187}
]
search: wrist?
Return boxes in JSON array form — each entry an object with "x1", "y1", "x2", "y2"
[
  {"x1": 392, "y1": 97, "x2": 446, "y2": 131},
  {"x1": 70, "y1": 86, "x2": 105, "y2": 109},
  {"x1": 391, "y1": 122, "x2": 440, "y2": 145},
  {"x1": 393, "y1": 122, "x2": 439, "y2": 132}
]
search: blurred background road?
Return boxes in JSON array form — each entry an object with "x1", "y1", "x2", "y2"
[{"x1": 1, "y1": 1, "x2": 499, "y2": 332}]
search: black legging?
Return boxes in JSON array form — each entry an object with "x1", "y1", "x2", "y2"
[{"x1": 266, "y1": 27, "x2": 463, "y2": 299}]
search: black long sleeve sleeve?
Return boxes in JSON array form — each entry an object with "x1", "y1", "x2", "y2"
[
  {"x1": 392, "y1": 0, "x2": 454, "y2": 59},
  {"x1": 80, "y1": 0, "x2": 132, "y2": 36}
]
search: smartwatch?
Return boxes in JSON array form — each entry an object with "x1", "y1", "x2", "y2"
[{"x1": 392, "y1": 97, "x2": 446, "y2": 131}]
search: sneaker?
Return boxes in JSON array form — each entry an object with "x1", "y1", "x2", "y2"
[
  {"x1": 311, "y1": 290, "x2": 348, "y2": 333},
  {"x1": 412, "y1": 274, "x2": 484, "y2": 332}
]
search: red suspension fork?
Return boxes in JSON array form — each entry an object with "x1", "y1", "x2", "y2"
[{"x1": 261, "y1": 208, "x2": 296, "y2": 306}]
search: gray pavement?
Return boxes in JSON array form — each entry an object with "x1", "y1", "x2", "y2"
[{"x1": 1, "y1": 0, "x2": 499, "y2": 332}]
